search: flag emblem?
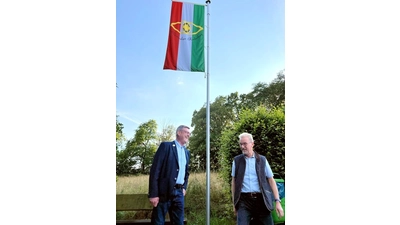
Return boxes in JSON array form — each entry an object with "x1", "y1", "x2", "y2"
[{"x1": 171, "y1": 21, "x2": 204, "y2": 35}]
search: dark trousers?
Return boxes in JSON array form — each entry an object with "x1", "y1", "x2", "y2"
[
  {"x1": 237, "y1": 193, "x2": 274, "y2": 225},
  {"x1": 151, "y1": 188, "x2": 184, "y2": 225}
]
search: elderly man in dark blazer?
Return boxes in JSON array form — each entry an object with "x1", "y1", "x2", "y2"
[{"x1": 148, "y1": 125, "x2": 191, "y2": 225}]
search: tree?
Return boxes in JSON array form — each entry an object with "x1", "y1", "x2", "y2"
[
  {"x1": 129, "y1": 120, "x2": 158, "y2": 174},
  {"x1": 157, "y1": 122, "x2": 176, "y2": 145},
  {"x1": 116, "y1": 115, "x2": 125, "y2": 151},
  {"x1": 116, "y1": 141, "x2": 138, "y2": 175},
  {"x1": 226, "y1": 92, "x2": 243, "y2": 121},
  {"x1": 116, "y1": 119, "x2": 158, "y2": 175},
  {"x1": 190, "y1": 96, "x2": 236, "y2": 171},
  {"x1": 245, "y1": 70, "x2": 285, "y2": 109}
]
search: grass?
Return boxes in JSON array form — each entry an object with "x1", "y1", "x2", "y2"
[
  {"x1": 116, "y1": 172, "x2": 236, "y2": 225},
  {"x1": 116, "y1": 174, "x2": 149, "y2": 194}
]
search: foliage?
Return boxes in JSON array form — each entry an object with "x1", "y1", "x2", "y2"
[
  {"x1": 219, "y1": 105, "x2": 285, "y2": 185},
  {"x1": 157, "y1": 123, "x2": 176, "y2": 145},
  {"x1": 244, "y1": 69, "x2": 285, "y2": 110},
  {"x1": 189, "y1": 70, "x2": 285, "y2": 171},
  {"x1": 116, "y1": 120, "x2": 158, "y2": 175},
  {"x1": 116, "y1": 144, "x2": 136, "y2": 175},
  {"x1": 189, "y1": 96, "x2": 236, "y2": 171},
  {"x1": 116, "y1": 115, "x2": 125, "y2": 151},
  {"x1": 131, "y1": 119, "x2": 158, "y2": 173}
]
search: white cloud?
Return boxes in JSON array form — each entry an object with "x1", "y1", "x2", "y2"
[{"x1": 117, "y1": 112, "x2": 141, "y2": 125}]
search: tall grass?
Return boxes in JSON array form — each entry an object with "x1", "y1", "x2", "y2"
[
  {"x1": 116, "y1": 175, "x2": 149, "y2": 194},
  {"x1": 116, "y1": 172, "x2": 236, "y2": 225}
]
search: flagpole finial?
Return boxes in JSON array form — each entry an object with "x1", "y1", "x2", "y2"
[{"x1": 206, "y1": 0, "x2": 211, "y2": 4}]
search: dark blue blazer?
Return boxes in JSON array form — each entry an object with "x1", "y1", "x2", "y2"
[{"x1": 148, "y1": 141, "x2": 190, "y2": 201}]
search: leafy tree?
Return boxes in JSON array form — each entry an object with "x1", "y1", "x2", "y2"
[
  {"x1": 219, "y1": 105, "x2": 285, "y2": 185},
  {"x1": 116, "y1": 119, "x2": 158, "y2": 175},
  {"x1": 189, "y1": 105, "x2": 207, "y2": 171},
  {"x1": 190, "y1": 96, "x2": 236, "y2": 171},
  {"x1": 226, "y1": 92, "x2": 243, "y2": 121},
  {"x1": 157, "y1": 123, "x2": 176, "y2": 145},
  {"x1": 116, "y1": 143, "x2": 137, "y2": 175},
  {"x1": 116, "y1": 116, "x2": 125, "y2": 151},
  {"x1": 116, "y1": 115, "x2": 129, "y2": 174},
  {"x1": 245, "y1": 70, "x2": 285, "y2": 109},
  {"x1": 130, "y1": 120, "x2": 158, "y2": 174},
  {"x1": 265, "y1": 70, "x2": 285, "y2": 107}
]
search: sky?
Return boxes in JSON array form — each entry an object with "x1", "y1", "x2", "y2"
[{"x1": 116, "y1": 0, "x2": 285, "y2": 140}]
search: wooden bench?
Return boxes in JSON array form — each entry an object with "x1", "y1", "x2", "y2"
[{"x1": 116, "y1": 194, "x2": 187, "y2": 225}]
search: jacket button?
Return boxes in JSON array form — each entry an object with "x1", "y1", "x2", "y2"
[
  {"x1": 174, "y1": 178, "x2": 176, "y2": 180},
  {"x1": 177, "y1": 169, "x2": 179, "y2": 171}
]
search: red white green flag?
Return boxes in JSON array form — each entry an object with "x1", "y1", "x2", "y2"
[{"x1": 163, "y1": 1, "x2": 205, "y2": 72}]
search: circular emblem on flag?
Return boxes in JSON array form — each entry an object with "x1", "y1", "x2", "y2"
[{"x1": 182, "y1": 22, "x2": 191, "y2": 34}]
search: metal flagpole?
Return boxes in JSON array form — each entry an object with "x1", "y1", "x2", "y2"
[{"x1": 205, "y1": 0, "x2": 211, "y2": 225}]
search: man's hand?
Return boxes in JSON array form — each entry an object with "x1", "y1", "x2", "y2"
[
  {"x1": 149, "y1": 197, "x2": 159, "y2": 207},
  {"x1": 275, "y1": 202, "x2": 284, "y2": 217},
  {"x1": 233, "y1": 205, "x2": 237, "y2": 216},
  {"x1": 183, "y1": 189, "x2": 186, "y2": 196}
]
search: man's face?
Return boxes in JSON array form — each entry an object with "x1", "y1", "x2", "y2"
[
  {"x1": 239, "y1": 136, "x2": 254, "y2": 156},
  {"x1": 178, "y1": 128, "x2": 191, "y2": 144}
]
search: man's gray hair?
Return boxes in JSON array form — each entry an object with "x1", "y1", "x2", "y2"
[
  {"x1": 238, "y1": 132, "x2": 254, "y2": 143},
  {"x1": 176, "y1": 125, "x2": 190, "y2": 136}
]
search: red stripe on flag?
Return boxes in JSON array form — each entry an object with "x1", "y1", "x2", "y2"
[{"x1": 163, "y1": 1, "x2": 183, "y2": 70}]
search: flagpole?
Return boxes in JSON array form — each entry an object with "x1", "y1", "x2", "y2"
[{"x1": 205, "y1": 1, "x2": 211, "y2": 225}]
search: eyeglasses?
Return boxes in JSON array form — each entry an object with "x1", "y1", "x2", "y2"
[
  {"x1": 181, "y1": 130, "x2": 191, "y2": 136},
  {"x1": 239, "y1": 142, "x2": 249, "y2": 146}
]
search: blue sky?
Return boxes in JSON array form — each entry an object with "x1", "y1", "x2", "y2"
[{"x1": 116, "y1": 0, "x2": 285, "y2": 139}]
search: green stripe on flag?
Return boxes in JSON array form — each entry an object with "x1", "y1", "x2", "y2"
[{"x1": 191, "y1": 4, "x2": 205, "y2": 72}]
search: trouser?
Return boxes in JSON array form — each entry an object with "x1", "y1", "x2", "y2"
[
  {"x1": 236, "y1": 193, "x2": 274, "y2": 225},
  {"x1": 151, "y1": 188, "x2": 184, "y2": 225}
]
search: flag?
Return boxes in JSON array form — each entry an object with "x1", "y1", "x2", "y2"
[{"x1": 163, "y1": 1, "x2": 205, "y2": 72}]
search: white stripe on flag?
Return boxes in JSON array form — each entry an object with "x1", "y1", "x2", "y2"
[{"x1": 177, "y1": 3, "x2": 193, "y2": 71}]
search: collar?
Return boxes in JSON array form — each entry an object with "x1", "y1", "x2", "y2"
[
  {"x1": 174, "y1": 140, "x2": 183, "y2": 149},
  {"x1": 244, "y1": 152, "x2": 255, "y2": 159}
]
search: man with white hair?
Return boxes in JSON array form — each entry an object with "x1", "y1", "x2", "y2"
[{"x1": 231, "y1": 132, "x2": 284, "y2": 225}]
